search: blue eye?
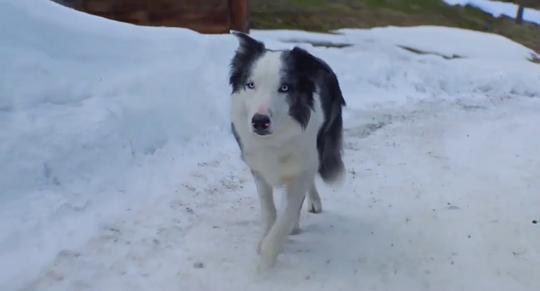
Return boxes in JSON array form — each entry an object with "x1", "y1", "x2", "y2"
[
  {"x1": 246, "y1": 81, "x2": 255, "y2": 89},
  {"x1": 279, "y1": 84, "x2": 289, "y2": 93}
]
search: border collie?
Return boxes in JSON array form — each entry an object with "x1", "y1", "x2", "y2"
[{"x1": 229, "y1": 32, "x2": 346, "y2": 269}]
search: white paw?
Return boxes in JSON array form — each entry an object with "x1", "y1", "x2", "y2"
[
  {"x1": 289, "y1": 227, "x2": 302, "y2": 235},
  {"x1": 256, "y1": 238, "x2": 264, "y2": 254},
  {"x1": 257, "y1": 240, "x2": 279, "y2": 271},
  {"x1": 308, "y1": 198, "x2": 322, "y2": 213},
  {"x1": 257, "y1": 253, "x2": 277, "y2": 272}
]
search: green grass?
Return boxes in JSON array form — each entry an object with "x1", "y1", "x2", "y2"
[{"x1": 250, "y1": 0, "x2": 540, "y2": 53}]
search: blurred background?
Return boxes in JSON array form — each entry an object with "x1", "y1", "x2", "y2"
[
  {"x1": 2, "y1": 2, "x2": 539, "y2": 290},
  {"x1": 53, "y1": 0, "x2": 539, "y2": 53}
]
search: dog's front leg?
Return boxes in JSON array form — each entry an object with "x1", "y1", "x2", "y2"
[
  {"x1": 252, "y1": 171, "x2": 276, "y2": 253},
  {"x1": 258, "y1": 175, "x2": 308, "y2": 270}
]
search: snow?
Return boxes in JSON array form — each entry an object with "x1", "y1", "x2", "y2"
[
  {"x1": 444, "y1": 0, "x2": 540, "y2": 25},
  {"x1": 1, "y1": 0, "x2": 540, "y2": 291}
]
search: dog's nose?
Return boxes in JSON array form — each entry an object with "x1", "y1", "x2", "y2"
[{"x1": 251, "y1": 114, "x2": 271, "y2": 134}]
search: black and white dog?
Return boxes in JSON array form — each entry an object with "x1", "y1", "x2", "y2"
[{"x1": 229, "y1": 32, "x2": 346, "y2": 269}]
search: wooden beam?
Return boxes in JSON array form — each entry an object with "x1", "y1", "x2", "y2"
[
  {"x1": 229, "y1": 0, "x2": 249, "y2": 32},
  {"x1": 516, "y1": 4, "x2": 524, "y2": 24}
]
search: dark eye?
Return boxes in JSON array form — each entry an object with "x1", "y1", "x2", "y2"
[
  {"x1": 279, "y1": 84, "x2": 289, "y2": 93},
  {"x1": 246, "y1": 81, "x2": 255, "y2": 89}
]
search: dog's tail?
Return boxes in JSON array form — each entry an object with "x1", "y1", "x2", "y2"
[
  {"x1": 319, "y1": 155, "x2": 345, "y2": 185},
  {"x1": 317, "y1": 68, "x2": 346, "y2": 185},
  {"x1": 317, "y1": 107, "x2": 345, "y2": 185}
]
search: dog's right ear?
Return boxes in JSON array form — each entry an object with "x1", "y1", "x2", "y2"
[
  {"x1": 231, "y1": 31, "x2": 265, "y2": 54},
  {"x1": 229, "y1": 31, "x2": 265, "y2": 92}
]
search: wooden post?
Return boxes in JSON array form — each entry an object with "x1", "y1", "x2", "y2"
[
  {"x1": 229, "y1": 0, "x2": 249, "y2": 32},
  {"x1": 515, "y1": 0, "x2": 539, "y2": 25},
  {"x1": 516, "y1": 4, "x2": 524, "y2": 24}
]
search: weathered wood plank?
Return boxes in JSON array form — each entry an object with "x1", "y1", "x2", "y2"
[{"x1": 54, "y1": 0, "x2": 249, "y2": 33}]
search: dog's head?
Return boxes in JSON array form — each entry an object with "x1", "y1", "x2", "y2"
[{"x1": 229, "y1": 32, "x2": 325, "y2": 137}]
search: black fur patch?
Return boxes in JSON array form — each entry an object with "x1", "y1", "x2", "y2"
[
  {"x1": 282, "y1": 47, "x2": 346, "y2": 183},
  {"x1": 229, "y1": 32, "x2": 265, "y2": 93},
  {"x1": 280, "y1": 50, "x2": 316, "y2": 128}
]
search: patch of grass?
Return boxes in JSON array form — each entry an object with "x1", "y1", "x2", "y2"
[{"x1": 250, "y1": 0, "x2": 540, "y2": 53}]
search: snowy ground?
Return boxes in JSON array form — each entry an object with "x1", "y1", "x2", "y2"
[
  {"x1": 1, "y1": 1, "x2": 540, "y2": 291},
  {"x1": 444, "y1": 0, "x2": 540, "y2": 25}
]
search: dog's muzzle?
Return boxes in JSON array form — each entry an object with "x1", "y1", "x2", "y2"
[{"x1": 251, "y1": 113, "x2": 271, "y2": 135}]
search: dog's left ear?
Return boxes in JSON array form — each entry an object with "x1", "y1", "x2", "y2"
[
  {"x1": 289, "y1": 47, "x2": 316, "y2": 69},
  {"x1": 290, "y1": 47, "x2": 331, "y2": 78},
  {"x1": 289, "y1": 47, "x2": 345, "y2": 106}
]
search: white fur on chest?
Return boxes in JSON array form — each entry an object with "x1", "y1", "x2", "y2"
[
  {"x1": 243, "y1": 135, "x2": 316, "y2": 186},
  {"x1": 232, "y1": 94, "x2": 324, "y2": 186}
]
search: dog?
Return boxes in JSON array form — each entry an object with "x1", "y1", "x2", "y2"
[{"x1": 229, "y1": 32, "x2": 346, "y2": 269}]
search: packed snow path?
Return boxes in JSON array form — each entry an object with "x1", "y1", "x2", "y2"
[
  {"x1": 23, "y1": 97, "x2": 540, "y2": 291},
  {"x1": 1, "y1": 1, "x2": 540, "y2": 291}
]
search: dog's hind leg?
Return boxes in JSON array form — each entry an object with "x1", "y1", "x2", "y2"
[
  {"x1": 289, "y1": 195, "x2": 305, "y2": 235},
  {"x1": 253, "y1": 172, "x2": 276, "y2": 254},
  {"x1": 258, "y1": 176, "x2": 308, "y2": 270},
  {"x1": 290, "y1": 181, "x2": 321, "y2": 236},
  {"x1": 307, "y1": 180, "x2": 322, "y2": 213}
]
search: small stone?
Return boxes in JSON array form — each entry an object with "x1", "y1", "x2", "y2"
[
  {"x1": 193, "y1": 262, "x2": 205, "y2": 269},
  {"x1": 533, "y1": 220, "x2": 538, "y2": 224}
]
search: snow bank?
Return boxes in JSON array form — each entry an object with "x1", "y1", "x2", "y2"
[
  {"x1": 1, "y1": 0, "x2": 540, "y2": 290},
  {"x1": 444, "y1": 0, "x2": 540, "y2": 25},
  {"x1": 1, "y1": 0, "x2": 236, "y2": 287},
  {"x1": 254, "y1": 26, "x2": 539, "y2": 110}
]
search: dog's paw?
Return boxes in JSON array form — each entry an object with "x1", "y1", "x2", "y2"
[
  {"x1": 289, "y1": 227, "x2": 302, "y2": 235},
  {"x1": 308, "y1": 198, "x2": 322, "y2": 213},
  {"x1": 257, "y1": 252, "x2": 277, "y2": 272},
  {"x1": 256, "y1": 237, "x2": 264, "y2": 254},
  {"x1": 257, "y1": 239, "x2": 279, "y2": 271}
]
